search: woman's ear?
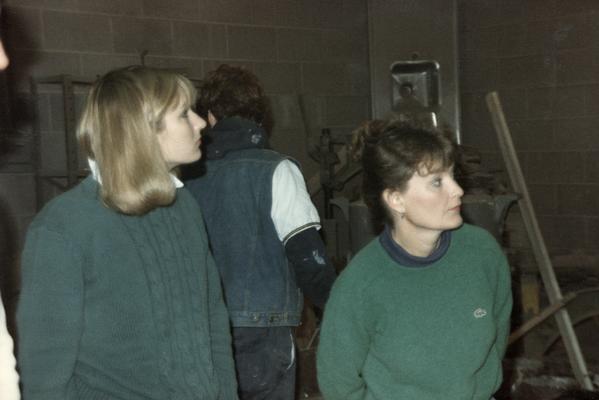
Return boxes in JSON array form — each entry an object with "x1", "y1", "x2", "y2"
[
  {"x1": 382, "y1": 188, "x2": 405, "y2": 214},
  {"x1": 207, "y1": 110, "x2": 218, "y2": 127}
]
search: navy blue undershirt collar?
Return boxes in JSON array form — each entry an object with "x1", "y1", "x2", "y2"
[{"x1": 379, "y1": 224, "x2": 452, "y2": 267}]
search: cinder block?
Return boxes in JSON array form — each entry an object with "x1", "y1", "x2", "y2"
[
  {"x1": 143, "y1": 0, "x2": 199, "y2": 20},
  {"x1": 557, "y1": 184, "x2": 599, "y2": 216},
  {"x1": 459, "y1": 54, "x2": 498, "y2": 93},
  {"x1": 583, "y1": 152, "x2": 599, "y2": 183},
  {"x1": 524, "y1": 20, "x2": 555, "y2": 54},
  {"x1": 301, "y1": 63, "x2": 349, "y2": 95},
  {"x1": 553, "y1": 15, "x2": 592, "y2": 50},
  {"x1": 276, "y1": 28, "x2": 321, "y2": 62},
  {"x1": 584, "y1": 216, "x2": 599, "y2": 250},
  {"x1": 80, "y1": 54, "x2": 140, "y2": 78},
  {"x1": 325, "y1": 95, "x2": 369, "y2": 127},
  {"x1": 499, "y1": 55, "x2": 555, "y2": 88},
  {"x1": 462, "y1": 27, "x2": 499, "y2": 58},
  {"x1": 199, "y1": 0, "x2": 253, "y2": 24},
  {"x1": 76, "y1": 0, "x2": 143, "y2": 14},
  {"x1": 311, "y1": 0, "x2": 343, "y2": 29},
  {"x1": 44, "y1": 10, "x2": 112, "y2": 52},
  {"x1": 497, "y1": 24, "x2": 527, "y2": 57},
  {"x1": 554, "y1": 117, "x2": 599, "y2": 151},
  {"x1": 509, "y1": 119, "x2": 554, "y2": 151},
  {"x1": 203, "y1": 60, "x2": 255, "y2": 75},
  {"x1": 273, "y1": 0, "x2": 306, "y2": 28},
  {"x1": 553, "y1": 85, "x2": 585, "y2": 117},
  {"x1": 347, "y1": 63, "x2": 370, "y2": 97},
  {"x1": 528, "y1": 184, "x2": 557, "y2": 215},
  {"x1": 522, "y1": 152, "x2": 556, "y2": 184},
  {"x1": 320, "y1": 29, "x2": 359, "y2": 63},
  {"x1": 526, "y1": 0, "x2": 557, "y2": 21},
  {"x1": 145, "y1": 56, "x2": 204, "y2": 80},
  {"x1": 254, "y1": 62, "x2": 300, "y2": 94},
  {"x1": 341, "y1": 0, "x2": 368, "y2": 29},
  {"x1": 527, "y1": 87, "x2": 555, "y2": 119},
  {"x1": 584, "y1": 84, "x2": 599, "y2": 116},
  {"x1": 227, "y1": 26, "x2": 277, "y2": 61},
  {"x1": 173, "y1": 22, "x2": 226, "y2": 59},
  {"x1": 250, "y1": 0, "x2": 277, "y2": 26},
  {"x1": 556, "y1": 49, "x2": 593, "y2": 85},
  {"x1": 499, "y1": 0, "x2": 527, "y2": 24},
  {"x1": 458, "y1": 0, "x2": 501, "y2": 32},
  {"x1": 537, "y1": 214, "x2": 583, "y2": 250},
  {"x1": 113, "y1": 16, "x2": 172, "y2": 56}
]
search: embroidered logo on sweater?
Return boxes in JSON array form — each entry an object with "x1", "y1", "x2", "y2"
[{"x1": 473, "y1": 308, "x2": 487, "y2": 318}]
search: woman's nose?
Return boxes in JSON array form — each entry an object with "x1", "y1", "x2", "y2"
[
  {"x1": 449, "y1": 177, "x2": 464, "y2": 198},
  {"x1": 190, "y1": 110, "x2": 206, "y2": 132}
]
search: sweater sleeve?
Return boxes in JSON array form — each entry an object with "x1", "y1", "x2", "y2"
[
  {"x1": 494, "y1": 253, "x2": 513, "y2": 359},
  {"x1": 17, "y1": 227, "x2": 84, "y2": 400},
  {"x1": 317, "y1": 271, "x2": 373, "y2": 400},
  {"x1": 206, "y1": 251, "x2": 239, "y2": 400}
]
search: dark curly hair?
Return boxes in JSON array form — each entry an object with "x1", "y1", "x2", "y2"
[
  {"x1": 350, "y1": 119, "x2": 457, "y2": 227},
  {"x1": 196, "y1": 64, "x2": 273, "y2": 133}
]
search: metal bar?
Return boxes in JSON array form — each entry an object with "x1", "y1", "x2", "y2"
[
  {"x1": 62, "y1": 75, "x2": 78, "y2": 188},
  {"x1": 30, "y1": 77, "x2": 44, "y2": 211},
  {"x1": 486, "y1": 91, "x2": 593, "y2": 390},
  {"x1": 508, "y1": 292, "x2": 576, "y2": 345}
]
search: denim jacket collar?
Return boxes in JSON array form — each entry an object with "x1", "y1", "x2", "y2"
[{"x1": 204, "y1": 116, "x2": 269, "y2": 160}]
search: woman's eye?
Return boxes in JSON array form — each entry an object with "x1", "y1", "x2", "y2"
[
  {"x1": 431, "y1": 178, "x2": 442, "y2": 187},
  {"x1": 181, "y1": 109, "x2": 189, "y2": 118}
]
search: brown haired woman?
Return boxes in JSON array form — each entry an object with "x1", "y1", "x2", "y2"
[
  {"x1": 16, "y1": 66, "x2": 238, "y2": 400},
  {"x1": 317, "y1": 120, "x2": 512, "y2": 400}
]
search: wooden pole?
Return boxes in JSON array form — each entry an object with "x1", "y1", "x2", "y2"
[{"x1": 486, "y1": 91, "x2": 593, "y2": 390}]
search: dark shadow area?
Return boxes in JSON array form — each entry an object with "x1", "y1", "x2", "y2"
[{"x1": 0, "y1": 5, "x2": 39, "y2": 164}]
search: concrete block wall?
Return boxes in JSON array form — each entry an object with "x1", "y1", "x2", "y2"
[
  {"x1": 0, "y1": 0, "x2": 370, "y2": 305},
  {"x1": 458, "y1": 0, "x2": 599, "y2": 258}
]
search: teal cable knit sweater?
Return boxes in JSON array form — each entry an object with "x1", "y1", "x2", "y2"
[
  {"x1": 317, "y1": 224, "x2": 512, "y2": 400},
  {"x1": 17, "y1": 177, "x2": 238, "y2": 400}
]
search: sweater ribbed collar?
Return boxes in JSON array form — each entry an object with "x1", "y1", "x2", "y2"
[{"x1": 379, "y1": 224, "x2": 452, "y2": 267}]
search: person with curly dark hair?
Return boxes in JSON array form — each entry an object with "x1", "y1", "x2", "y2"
[
  {"x1": 317, "y1": 120, "x2": 512, "y2": 400},
  {"x1": 186, "y1": 64, "x2": 336, "y2": 400}
]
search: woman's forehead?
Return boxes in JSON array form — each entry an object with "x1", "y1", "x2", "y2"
[{"x1": 416, "y1": 159, "x2": 453, "y2": 176}]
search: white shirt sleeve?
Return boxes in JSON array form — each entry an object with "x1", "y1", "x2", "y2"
[
  {"x1": 0, "y1": 296, "x2": 20, "y2": 400},
  {"x1": 271, "y1": 159, "x2": 321, "y2": 244}
]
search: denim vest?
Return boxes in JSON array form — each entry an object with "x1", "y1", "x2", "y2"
[{"x1": 186, "y1": 118, "x2": 303, "y2": 327}]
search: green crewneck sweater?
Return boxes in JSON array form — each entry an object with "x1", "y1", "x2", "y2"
[
  {"x1": 317, "y1": 224, "x2": 512, "y2": 400},
  {"x1": 17, "y1": 177, "x2": 238, "y2": 400}
]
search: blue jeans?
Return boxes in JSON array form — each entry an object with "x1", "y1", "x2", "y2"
[{"x1": 232, "y1": 326, "x2": 296, "y2": 400}]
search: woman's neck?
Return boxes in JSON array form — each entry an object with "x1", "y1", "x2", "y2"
[{"x1": 391, "y1": 224, "x2": 441, "y2": 257}]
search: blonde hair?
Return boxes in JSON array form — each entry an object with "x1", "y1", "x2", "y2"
[{"x1": 77, "y1": 65, "x2": 196, "y2": 215}]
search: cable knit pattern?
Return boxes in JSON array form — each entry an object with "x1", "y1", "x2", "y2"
[{"x1": 17, "y1": 177, "x2": 237, "y2": 400}]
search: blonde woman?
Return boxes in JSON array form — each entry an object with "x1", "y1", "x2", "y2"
[{"x1": 17, "y1": 66, "x2": 238, "y2": 400}]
